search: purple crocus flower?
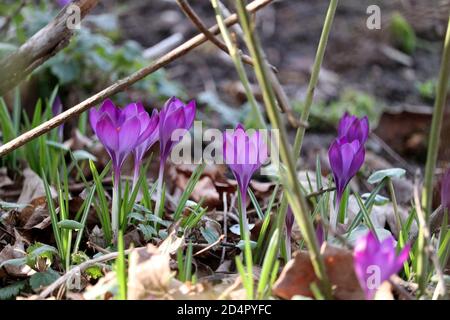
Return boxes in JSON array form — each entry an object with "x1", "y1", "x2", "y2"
[
  {"x1": 52, "y1": 96, "x2": 64, "y2": 140},
  {"x1": 440, "y1": 169, "x2": 450, "y2": 212},
  {"x1": 338, "y1": 112, "x2": 369, "y2": 145},
  {"x1": 126, "y1": 103, "x2": 159, "y2": 188},
  {"x1": 89, "y1": 99, "x2": 156, "y2": 238},
  {"x1": 329, "y1": 138, "x2": 365, "y2": 202},
  {"x1": 57, "y1": 0, "x2": 72, "y2": 7},
  {"x1": 353, "y1": 231, "x2": 410, "y2": 300},
  {"x1": 158, "y1": 97, "x2": 196, "y2": 163},
  {"x1": 223, "y1": 124, "x2": 268, "y2": 194},
  {"x1": 223, "y1": 124, "x2": 268, "y2": 230},
  {"x1": 285, "y1": 207, "x2": 295, "y2": 260},
  {"x1": 328, "y1": 137, "x2": 365, "y2": 230},
  {"x1": 154, "y1": 97, "x2": 196, "y2": 216}
]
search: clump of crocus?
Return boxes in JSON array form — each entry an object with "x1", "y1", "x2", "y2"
[
  {"x1": 129, "y1": 103, "x2": 159, "y2": 188},
  {"x1": 440, "y1": 169, "x2": 450, "y2": 212},
  {"x1": 328, "y1": 113, "x2": 368, "y2": 232},
  {"x1": 353, "y1": 231, "x2": 410, "y2": 300},
  {"x1": 90, "y1": 99, "x2": 156, "y2": 238},
  {"x1": 154, "y1": 97, "x2": 196, "y2": 216},
  {"x1": 223, "y1": 124, "x2": 268, "y2": 233}
]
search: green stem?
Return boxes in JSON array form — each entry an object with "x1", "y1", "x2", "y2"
[
  {"x1": 387, "y1": 179, "x2": 401, "y2": 236},
  {"x1": 419, "y1": 17, "x2": 450, "y2": 294},
  {"x1": 111, "y1": 169, "x2": 120, "y2": 242},
  {"x1": 274, "y1": 0, "x2": 337, "y2": 277},
  {"x1": 293, "y1": 0, "x2": 338, "y2": 156},
  {"x1": 117, "y1": 228, "x2": 127, "y2": 300},
  {"x1": 240, "y1": 189, "x2": 254, "y2": 299},
  {"x1": 211, "y1": 0, "x2": 266, "y2": 129},
  {"x1": 154, "y1": 161, "x2": 165, "y2": 219},
  {"x1": 235, "y1": 0, "x2": 332, "y2": 299}
]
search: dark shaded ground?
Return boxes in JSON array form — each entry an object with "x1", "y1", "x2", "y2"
[
  {"x1": 118, "y1": 0, "x2": 447, "y2": 104},
  {"x1": 115, "y1": 0, "x2": 450, "y2": 166}
]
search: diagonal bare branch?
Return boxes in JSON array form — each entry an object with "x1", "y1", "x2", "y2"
[
  {"x1": 0, "y1": 0, "x2": 274, "y2": 158},
  {"x1": 0, "y1": 0, "x2": 99, "y2": 95}
]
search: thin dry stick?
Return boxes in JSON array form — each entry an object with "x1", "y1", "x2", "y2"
[
  {"x1": 221, "y1": 192, "x2": 228, "y2": 264},
  {"x1": 194, "y1": 234, "x2": 225, "y2": 256},
  {"x1": 38, "y1": 248, "x2": 135, "y2": 299},
  {"x1": 176, "y1": 0, "x2": 255, "y2": 67},
  {"x1": 413, "y1": 178, "x2": 447, "y2": 299},
  {"x1": 0, "y1": 0, "x2": 274, "y2": 158}
]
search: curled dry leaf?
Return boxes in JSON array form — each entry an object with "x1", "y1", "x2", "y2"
[
  {"x1": 0, "y1": 230, "x2": 35, "y2": 278},
  {"x1": 17, "y1": 169, "x2": 56, "y2": 206},
  {"x1": 127, "y1": 244, "x2": 178, "y2": 300},
  {"x1": 158, "y1": 227, "x2": 185, "y2": 256},
  {"x1": 273, "y1": 244, "x2": 365, "y2": 300},
  {"x1": 18, "y1": 197, "x2": 50, "y2": 230},
  {"x1": 191, "y1": 176, "x2": 221, "y2": 208}
]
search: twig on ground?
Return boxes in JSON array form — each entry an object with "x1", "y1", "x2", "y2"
[
  {"x1": 0, "y1": 0, "x2": 274, "y2": 158},
  {"x1": 38, "y1": 247, "x2": 135, "y2": 299}
]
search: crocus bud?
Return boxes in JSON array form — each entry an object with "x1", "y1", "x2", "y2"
[
  {"x1": 89, "y1": 99, "x2": 155, "y2": 177},
  {"x1": 338, "y1": 112, "x2": 369, "y2": 145},
  {"x1": 328, "y1": 137, "x2": 365, "y2": 202},
  {"x1": 133, "y1": 106, "x2": 159, "y2": 166},
  {"x1": 353, "y1": 231, "x2": 410, "y2": 300},
  {"x1": 57, "y1": 0, "x2": 72, "y2": 7},
  {"x1": 132, "y1": 105, "x2": 159, "y2": 185},
  {"x1": 441, "y1": 169, "x2": 450, "y2": 212},
  {"x1": 158, "y1": 97, "x2": 196, "y2": 163},
  {"x1": 223, "y1": 124, "x2": 268, "y2": 194},
  {"x1": 52, "y1": 96, "x2": 64, "y2": 140}
]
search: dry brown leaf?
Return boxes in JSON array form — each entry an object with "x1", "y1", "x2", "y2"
[
  {"x1": 191, "y1": 176, "x2": 220, "y2": 208},
  {"x1": 272, "y1": 244, "x2": 365, "y2": 300},
  {"x1": 123, "y1": 228, "x2": 143, "y2": 248},
  {"x1": 18, "y1": 197, "x2": 49, "y2": 230},
  {"x1": 17, "y1": 169, "x2": 56, "y2": 206},
  {"x1": 127, "y1": 244, "x2": 178, "y2": 300}
]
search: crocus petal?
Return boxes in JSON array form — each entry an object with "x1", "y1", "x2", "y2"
[
  {"x1": 89, "y1": 108, "x2": 100, "y2": 134},
  {"x1": 440, "y1": 169, "x2": 450, "y2": 211},
  {"x1": 159, "y1": 97, "x2": 196, "y2": 162},
  {"x1": 95, "y1": 115, "x2": 119, "y2": 166},
  {"x1": 353, "y1": 231, "x2": 410, "y2": 300},
  {"x1": 183, "y1": 100, "x2": 196, "y2": 130},
  {"x1": 117, "y1": 117, "x2": 141, "y2": 166},
  {"x1": 223, "y1": 124, "x2": 268, "y2": 194},
  {"x1": 99, "y1": 99, "x2": 120, "y2": 124},
  {"x1": 338, "y1": 112, "x2": 369, "y2": 145}
]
